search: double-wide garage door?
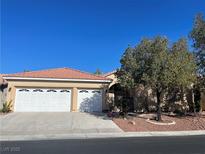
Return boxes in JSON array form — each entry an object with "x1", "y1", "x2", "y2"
[
  {"x1": 14, "y1": 88, "x2": 103, "y2": 112},
  {"x1": 15, "y1": 88, "x2": 71, "y2": 112}
]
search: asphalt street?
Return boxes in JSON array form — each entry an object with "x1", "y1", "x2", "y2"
[{"x1": 1, "y1": 135, "x2": 205, "y2": 154}]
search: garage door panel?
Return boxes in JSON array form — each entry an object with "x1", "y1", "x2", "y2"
[
  {"x1": 15, "y1": 88, "x2": 71, "y2": 112},
  {"x1": 78, "y1": 89, "x2": 102, "y2": 112}
]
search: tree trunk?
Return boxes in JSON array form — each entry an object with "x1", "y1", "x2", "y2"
[
  {"x1": 199, "y1": 90, "x2": 202, "y2": 113},
  {"x1": 156, "y1": 88, "x2": 162, "y2": 121},
  {"x1": 145, "y1": 96, "x2": 149, "y2": 113},
  {"x1": 192, "y1": 88, "x2": 196, "y2": 115},
  {"x1": 180, "y1": 86, "x2": 187, "y2": 115}
]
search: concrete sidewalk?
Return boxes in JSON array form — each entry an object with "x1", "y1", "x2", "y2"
[{"x1": 1, "y1": 130, "x2": 205, "y2": 141}]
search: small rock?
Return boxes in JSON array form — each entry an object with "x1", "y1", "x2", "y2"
[
  {"x1": 169, "y1": 112, "x2": 176, "y2": 116},
  {"x1": 129, "y1": 121, "x2": 136, "y2": 125}
]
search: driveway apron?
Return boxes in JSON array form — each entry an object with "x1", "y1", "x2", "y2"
[{"x1": 0, "y1": 112, "x2": 122, "y2": 136}]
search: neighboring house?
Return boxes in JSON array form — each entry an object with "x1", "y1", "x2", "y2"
[{"x1": 2, "y1": 68, "x2": 111, "y2": 112}]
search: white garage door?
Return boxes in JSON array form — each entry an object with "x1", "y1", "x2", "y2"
[
  {"x1": 15, "y1": 88, "x2": 71, "y2": 112},
  {"x1": 77, "y1": 89, "x2": 102, "y2": 112}
]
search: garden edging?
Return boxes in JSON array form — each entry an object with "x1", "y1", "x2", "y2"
[{"x1": 146, "y1": 119, "x2": 176, "y2": 125}]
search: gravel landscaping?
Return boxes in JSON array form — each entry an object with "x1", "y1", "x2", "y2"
[{"x1": 113, "y1": 114, "x2": 205, "y2": 132}]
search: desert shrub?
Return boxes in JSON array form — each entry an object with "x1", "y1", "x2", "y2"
[{"x1": 1, "y1": 100, "x2": 12, "y2": 113}]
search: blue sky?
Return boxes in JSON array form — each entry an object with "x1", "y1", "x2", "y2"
[{"x1": 1, "y1": 0, "x2": 205, "y2": 74}]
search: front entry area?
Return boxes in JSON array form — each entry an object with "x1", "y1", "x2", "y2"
[
  {"x1": 14, "y1": 88, "x2": 71, "y2": 112},
  {"x1": 77, "y1": 89, "x2": 102, "y2": 112}
]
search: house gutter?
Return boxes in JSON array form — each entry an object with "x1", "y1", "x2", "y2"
[{"x1": 3, "y1": 77, "x2": 112, "y2": 83}]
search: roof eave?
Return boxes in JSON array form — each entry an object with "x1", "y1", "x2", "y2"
[{"x1": 3, "y1": 76, "x2": 112, "y2": 83}]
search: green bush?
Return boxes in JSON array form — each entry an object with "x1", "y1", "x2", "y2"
[{"x1": 1, "y1": 100, "x2": 12, "y2": 113}]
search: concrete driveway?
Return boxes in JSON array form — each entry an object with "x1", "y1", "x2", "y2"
[{"x1": 0, "y1": 112, "x2": 122, "y2": 136}]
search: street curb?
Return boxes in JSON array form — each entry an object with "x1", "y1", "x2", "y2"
[{"x1": 1, "y1": 130, "x2": 205, "y2": 141}]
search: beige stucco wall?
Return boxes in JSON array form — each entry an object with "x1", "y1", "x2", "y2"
[
  {"x1": 6, "y1": 80, "x2": 109, "y2": 112},
  {"x1": 106, "y1": 73, "x2": 117, "y2": 88},
  {"x1": 0, "y1": 87, "x2": 7, "y2": 109}
]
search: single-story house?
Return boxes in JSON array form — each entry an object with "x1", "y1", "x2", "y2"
[
  {"x1": 2, "y1": 67, "x2": 205, "y2": 112},
  {"x1": 2, "y1": 68, "x2": 112, "y2": 112}
]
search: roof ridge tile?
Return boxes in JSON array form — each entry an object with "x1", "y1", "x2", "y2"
[{"x1": 64, "y1": 67, "x2": 105, "y2": 78}]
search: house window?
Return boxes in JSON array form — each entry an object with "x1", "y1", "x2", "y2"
[
  {"x1": 60, "y1": 90, "x2": 70, "y2": 93},
  {"x1": 33, "y1": 89, "x2": 43, "y2": 92},
  {"x1": 19, "y1": 89, "x2": 29, "y2": 92},
  {"x1": 47, "y1": 89, "x2": 57, "y2": 92},
  {"x1": 79, "y1": 90, "x2": 89, "y2": 93}
]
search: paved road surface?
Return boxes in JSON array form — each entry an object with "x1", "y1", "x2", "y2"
[{"x1": 1, "y1": 135, "x2": 205, "y2": 154}]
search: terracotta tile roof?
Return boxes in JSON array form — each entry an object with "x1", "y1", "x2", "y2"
[
  {"x1": 3, "y1": 68, "x2": 110, "y2": 81},
  {"x1": 102, "y1": 70, "x2": 117, "y2": 77}
]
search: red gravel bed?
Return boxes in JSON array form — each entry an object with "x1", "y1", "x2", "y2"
[{"x1": 113, "y1": 115, "x2": 205, "y2": 132}]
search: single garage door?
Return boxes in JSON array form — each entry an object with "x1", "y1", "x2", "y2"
[
  {"x1": 77, "y1": 89, "x2": 102, "y2": 112},
  {"x1": 15, "y1": 88, "x2": 71, "y2": 112}
]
